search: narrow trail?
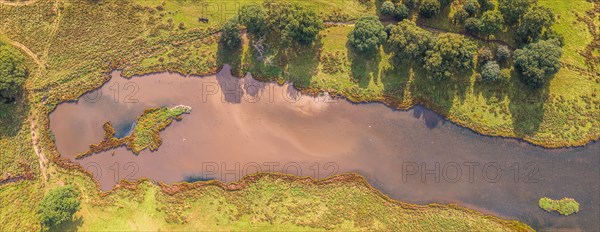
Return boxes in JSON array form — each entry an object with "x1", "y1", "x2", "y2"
[{"x1": 30, "y1": 118, "x2": 48, "y2": 183}]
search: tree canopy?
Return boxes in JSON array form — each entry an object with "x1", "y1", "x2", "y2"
[
  {"x1": 238, "y1": 3, "x2": 267, "y2": 35},
  {"x1": 348, "y1": 15, "x2": 387, "y2": 53},
  {"x1": 479, "y1": 11, "x2": 503, "y2": 36},
  {"x1": 481, "y1": 61, "x2": 501, "y2": 81},
  {"x1": 0, "y1": 43, "x2": 28, "y2": 103},
  {"x1": 220, "y1": 19, "x2": 242, "y2": 49},
  {"x1": 38, "y1": 186, "x2": 81, "y2": 228},
  {"x1": 498, "y1": 0, "x2": 535, "y2": 25},
  {"x1": 424, "y1": 33, "x2": 477, "y2": 79},
  {"x1": 514, "y1": 40, "x2": 562, "y2": 87},
  {"x1": 380, "y1": 1, "x2": 396, "y2": 16},
  {"x1": 264, "y1": 2, "x2": 323, "y2": 46},
  {"x1": 387, "y1": 20, "x2": 434, "y2": 61},
  {"x1": 516, "y1": 6, "x2": 555, "y2": 43},
  {"x1": 419, "y1": 0, "x2": 441, "y2": 18},
  {"x1": 394, "y1": 3, "x2": 410, "y2": 21}
]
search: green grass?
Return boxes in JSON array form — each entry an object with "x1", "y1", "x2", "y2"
[
  {"x1": 46, "y1": 173, "x2": 531, "y2": 231},
  {"x1": 0, "y1": 0, "x2": 597, "y2": 230},
  {"x1": 539, "y1": 197, "x2": 580, "y2": 216}
]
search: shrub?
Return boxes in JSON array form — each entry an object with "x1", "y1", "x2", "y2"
[
  {"x1": 380, "y1": 1, "x2": 396, "y2": 16},
  {"x1": 388, "y1": 20, "x2": 434, "y2": 60},
  {"x1": 478, "y1": 0, "x2": 495, "y2": 12},
  {"x1": 463, "y1": 0, "x2": 480, "y2": 16},
  {"x1": 498, "y1": 0, "x2": 535, "y2": 25},
  {"x1": 238, "y1": 3, "x2": 267, "y2": 35},
  {"x1": 452, "y1": 8, "x2": 469, "y2": 24},
  {"x1": 348, "y1": 15, "x2": 387, "y2": 53},
  {"x1": 496, "y1": 45, "x2": 511, "y2": 61},
  {"x1": 479, "y1": 11, "x2": 503, "y2": 36},
  {"x1": 220, "y1": 19, "x2": 242, "y2": 49},
  {"x1": 516, "y1": 6, "x2": 555, "y2": 43},
  {"x1": 424, "y1": 33, "x2": 478, "y2": 79},
  {"x1": 404, "y1": 0, "x2": 416, "y2": 9},
  {"x1": 419, "y1": 0, "x2": 441, "y2": 18},
  {"x1": 514, "y1": 40, "x2": 562, "y2": 88},
  {"x1": 477, "y1": 47, "x2": 494, "y2": 64},
  {"x1": 464, "y1": 17, "x2": 481, "y2": 34},
  {"x1": 38, "y1": 186, "x2": 81, "y2": 228},
  {"x1": 394, "y1": 3, "x2": 410, "y2": 21},
  {"x1": 481, "y1": 61, "x2": 501, "y2": 81}
]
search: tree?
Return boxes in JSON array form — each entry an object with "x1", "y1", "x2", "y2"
[
  {"x1": 348, "y1": 15, "x2": 387, "y2": 53},
  {"x1": 220, "y1": 19, "x2": 242, "y2": 49},
  {"x1": 463, "y1": 0, "x2": 480, "y2": 16},
  {"x1": 516, "y1": 6, "x2": 554, "y2": 43},
  {"x1": 478, "y1": 0, "x2": 495, "y2": 12},
  {"x1": 481, "y1": 61, "x2": 501, "y2": 81},
  {"x1": 238, "y1": 3, "x2": 266, "y2": 35},
  {"x1": 496, "y1": 45, "x2": 511, "y2": 61},
  {"x1": 394, "y1": 3, "x2": 409, "y2": 21},
  {"x1": 264, "y1": 2, "x2": 323, "y2": 45},
  {"x1": 419, "y1": 0, "x2": 441, "y2": 18},
  {"x1": 452, "y1": 8, "x2": 469, "y2": 24},
  {"x1": 479, "y1": 11, "x2": 503, "y2": 36},
  {"x1": 0, "y1": 43, "x2": 28, "y2": 103},
  {"x1": 477, "y1": 47, "x2": 494, "y2": 64},
  {"x1": 464, "y1": 17, "x2": 481, "y2": 34},
  {"x1": 424, "y1": 33, "x2": 478, "y2": 79},
  {"x1": 498, "y1": 0, "x2": 535, "y2": 25},
  {"x1": 388, "y1": 20, "x2": 434, "y2": 61},
  {"x1": 380, "y1": 1, "x2": 396, "y2": 16},
  {"x1": 38, "y1": 186, "x2": 81, "y2": 228},
  {"x1": 404, "y1": 0, "x2": 416, "y2": 9},
  {"x1": 514, "y1": 40, "x2": 562, "y2": 87}
]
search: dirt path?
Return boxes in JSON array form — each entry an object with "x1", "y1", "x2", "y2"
[{"x1": 30, "y1": 118, "x2": 48, "y2": 183}]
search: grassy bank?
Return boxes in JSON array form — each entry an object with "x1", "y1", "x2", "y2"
[{"x1": 0, "y1": 0, "x2": 597, "y2": 230}]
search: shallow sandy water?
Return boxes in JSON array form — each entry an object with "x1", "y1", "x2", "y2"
[{"x1": 50, "y1": 66, "x2": 600, "y2": 230}]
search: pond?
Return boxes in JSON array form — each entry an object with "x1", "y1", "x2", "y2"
[{"x1": 50, "y1": 66, "x2": 599, "y2": 231}]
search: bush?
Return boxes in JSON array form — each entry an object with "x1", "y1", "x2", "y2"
[
  {"x1": 38, "y1": 186, "x2": 81, "y2": 228},
  {"x1": 453, "y1": 8, "x2": 469, "y2": 24},
  {"x1": 380, "y1": 1, "x2": 396, "y2": 16},
  {"x1": 388, "y1": 20, "x2": 434, "y2": 60},
  {"x1": 404, "y1": 0, "x2": 416, "y2": 9},
  {"x1": 481, "y1": 61, "x2": 501, "y2": 81},
  {"x1": 394, "y1": 3, "x2": 410, "y2": 21},
  {"x1": 238, "y1": 3, "x2": 266, "y2": 35},
  {"x1": 496, "y1": 45, "x2": 511, "y2": 61},
  {"x1": 516, "y1": 6, "x2": 555, "y2": 43},
  {"x1": 348, "y1": 15, "x2": 387, "y2": 53},
  {"x1": 541, "y1": 29, "x2": 565, "y2": 47},
  {"x1": 479, "y1": 11, "x2": 503, "y2": 36},
  {"x1": 265, "y1": 2, "x2": 324, "y2": 45},
  {"x1": 419, "y1": 0, "x2": 441, "y2": 18},
  {"x1": 463, "y1": 0, "x2": 480, "y2": 16},
  {"x1": 498, "y1": 0, "x2": 534, "y2": 25},
  {"x1": 477, "y1": 47, "x2": 494, "y2": 64},
  {"x1": 220, "y1": 19, "x2": 242, "y2": 49},
  {"x1": 464, "y1": 17, "x2": 481, "y2": 34},
  {"x1": 424, "y1": 33, "x2": 478, "y2": 79},
  {"x1": 514, "y1": 40, "x2": 562, "y2": 88},
  {"x1": 478, "y1": 0, "x2": 495, "y2": 12},
  {"x1": 0, "y1": 43, "x2": 28, "y2": 103}
]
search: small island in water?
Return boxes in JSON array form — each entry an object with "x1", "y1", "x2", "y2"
[
  {"x1": 75, "y1": 105, "x2": 192, "y2": 159},
  {"x1": 539, "y1": 197, "x2": 580, "y2": 216}
]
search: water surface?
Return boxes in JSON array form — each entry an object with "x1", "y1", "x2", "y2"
[{"x1": 50, "y1": 66, "x2": 600, "y2": 231}]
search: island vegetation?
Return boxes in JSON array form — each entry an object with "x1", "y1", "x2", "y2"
[
  {"x1": 0, "y1": 0, "x2": 598, "y2": 230},
  {"x1": 538, "y1": 197, "x2": 580, "y2": 216},
  {"x1": 75, "y1": 105, "x2": 192, "y2": 159}
]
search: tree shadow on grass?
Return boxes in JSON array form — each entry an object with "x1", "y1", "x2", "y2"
[
  {"x1": 347, "y1": 42, "x2": 382, "y2": 89},
  {"x1": 508, "y1": 75, "x2": 549, "y2": 137},
  {"x1": 380, "y1": 57, "x2": 411, "y2": 101},
  {"x1": 409, "y1": 66, "x2": 470, "y2": 116},
  {"x1": 48, "y1": 216, "x2": 84, "y2": 232},
  {"x1": 0, "y1": 96, "x2": 29, "y2": 138},
  {"x1": 283, "y1": 37, "x2": 323, "y2": 89}
]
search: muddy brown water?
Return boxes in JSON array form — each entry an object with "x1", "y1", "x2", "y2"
[{"x1": 50, "y1": 66, "x2": 599, "y2": 231}]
